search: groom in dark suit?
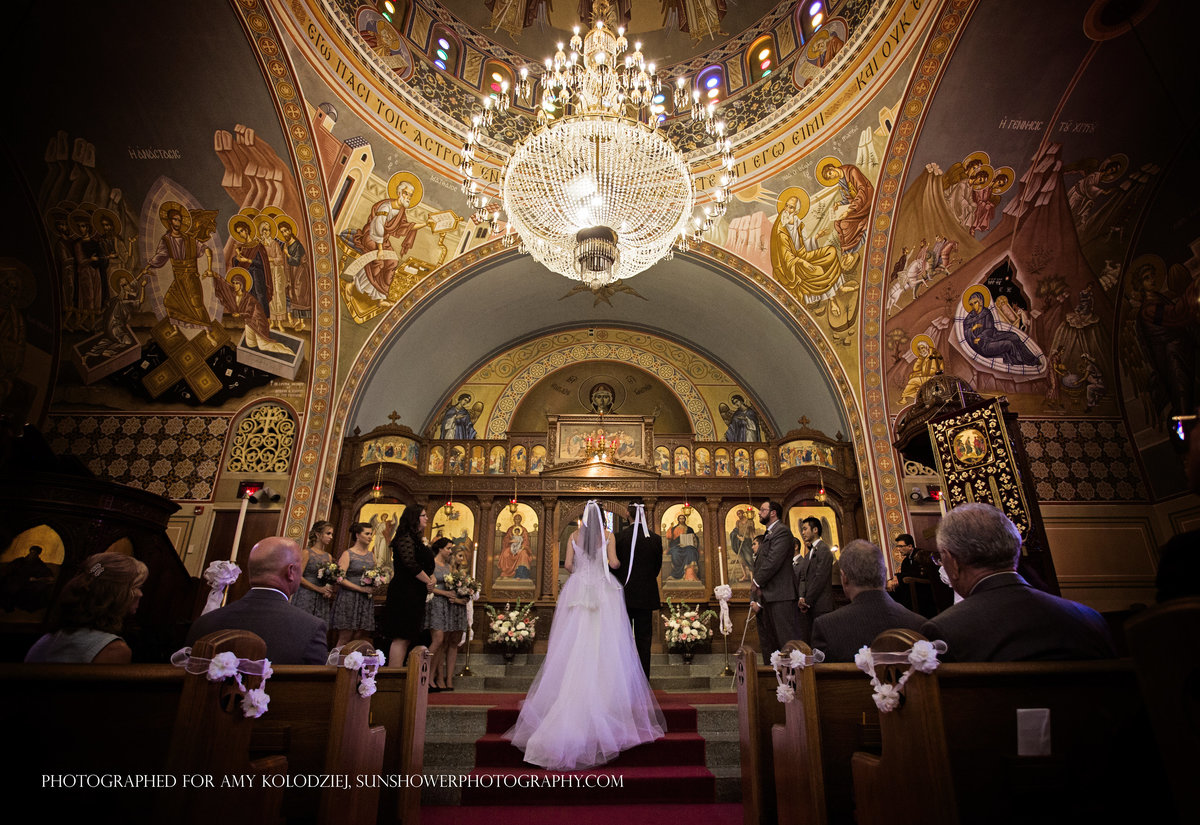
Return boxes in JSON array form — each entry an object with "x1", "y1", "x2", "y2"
[
  {"x1": 613, "y1": 497, "x2": 662, "y2": 679},
  {"x1": 185, "y1": 536, "x2": 329, "y2": 665}
]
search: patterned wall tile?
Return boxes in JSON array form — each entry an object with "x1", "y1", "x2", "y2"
[
  {"x1": 44, "y1": 414, "x2": 232, "y2": 501},
  {"x1": 1018, "y1": 419, "x2": 1148, "y2": 503}
]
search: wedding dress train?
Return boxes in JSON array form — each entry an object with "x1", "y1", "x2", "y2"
[{"x1": 506, "y1": 501, "x2": 666, "y2": 770}]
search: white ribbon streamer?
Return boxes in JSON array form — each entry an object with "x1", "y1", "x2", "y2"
[
  {"x1": 625, "y1": 503, "x2": 649, "y2": 586},
  {"x1": 713, "y1": 584, "x2": 733, "y2": 635},
  {"x1": 201, "y1": 560, "x2": 241, "y2": 615}
]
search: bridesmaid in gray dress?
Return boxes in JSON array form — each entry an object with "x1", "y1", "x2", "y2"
[
  {"x1": 293, "y1": 520, "x2": 335, "y2": 622},
  {"x1": 424, "y1": 538, "x2": 469, "y2": 690},
  {"x1": 332, "y1": 522, "x2": 378, "y2": 647}
]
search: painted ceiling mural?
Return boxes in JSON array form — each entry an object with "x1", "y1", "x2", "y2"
[
  {"x1": 2, "y1": 0, "x2": 1194, "y2": 548},
  {"x1": 17, "y1": 0, "x2": 321, "y2": 416},
  {"x1": 874, "y1": 0, "x2": 1199, "y2": 511}
]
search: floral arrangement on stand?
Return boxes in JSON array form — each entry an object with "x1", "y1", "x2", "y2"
[
  {"x1": 662, "y1": 599, "x2": 717, "y2": 663},
  {"x1": 317, "y1": 561, "x2": 343, "y2": 584},
  {"x1": 485, "y1": 600, "x2": 537, "y2": 660}
]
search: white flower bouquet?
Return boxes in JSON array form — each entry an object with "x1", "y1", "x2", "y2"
[
  {"x1": 485, "y1": 600, "x2": 537, "y2": 648},
  {"x1": 661, "y1": 599, "x2": 717, "y2": 651}
]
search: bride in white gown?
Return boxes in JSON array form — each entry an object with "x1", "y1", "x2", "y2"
[{"x1": 506, "y1": 500, "x2": 666, "y2": 770}]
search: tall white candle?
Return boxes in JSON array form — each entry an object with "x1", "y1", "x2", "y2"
[
  {"x1": 718, "y1": 544, "x2": 726, "y2": 586},
  {"x1": 471, "y1": 541, "x2": 478, "y2": 579}
]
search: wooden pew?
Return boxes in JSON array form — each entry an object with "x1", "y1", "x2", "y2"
[
  {"x1": 737, "y1": 645, "x2": 877, "y2": 825},
  {"x1": 252, "y1": 644, "x2": 429, "y2": 825},
  {"x1": 8, "y1": 636, "x2": 430, "y2": 825},
  {"x1": 851, "y1": 629, "x2": 1171, "y2": 825},
  {"x1": 1125, "y1": 596, "x2": 1200, "y2": 822},
  {"x1": 160, "y1": 629, "x2": 287, "y2": 825}
]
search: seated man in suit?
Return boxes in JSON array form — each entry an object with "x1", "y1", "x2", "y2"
[
  {"x1": 185, "y1": 536, "x2": 329, "y2": 665},
  {"x1": 921, "y1": 503, "x2": 1114, "y2": 661},
  {"x1": 812, "y1": 539, "x2": 926, "y2": 661}
]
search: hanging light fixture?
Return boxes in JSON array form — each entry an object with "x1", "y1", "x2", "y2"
[
  {"x1": 459, "y1": 0, "x2": 735, "y2": 287},
  {"x1": 508, "y1": 477, "x2": 520, "y2": 515},
  {"x1": 444, "y1": 474, "x2": 455, "y2": 517},
  {"x1": 371, "y1": 463, "x2": 384, "y2": 500},
  {"x1": 815, "y1": 470, "x2": 828, "y2": 504}
]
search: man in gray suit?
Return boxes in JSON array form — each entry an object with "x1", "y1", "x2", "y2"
[
  {"x1": 921, "y1": 503, "x2": 1114, "y2": 662},
  {"x1": 186, "y1": 536, "x2": 329, "y2": 665},
  {"x1": 751, "y1": 500, "x2": 803, "y2": 662},
  {"x1": 812, "y1": 539, "x2": 925, "y2": 661},
  {"x1": 795, "y1": 516, "x2": 834, "y2": 642}
]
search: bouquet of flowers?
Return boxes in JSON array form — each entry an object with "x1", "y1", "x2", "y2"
[
  {"x1": 444, "y1": 571, "x2": 482, "y2": 601},
  {"x1": 362, "y1": 567, "x2": 389, "y2": 587},
  {"x1": 485, "y1": 600, "x2": 537, "y2": 647},
  {"x1": 661, "y1": 600, "x2": 717, "y2": 651},
  {"x1": 316, "y1": 561, "x2": 343, "y2": 584}
]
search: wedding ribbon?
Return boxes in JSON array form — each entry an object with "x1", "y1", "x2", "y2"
[
  {"x1": 853, "y1": 639, "x2": 947, "y2": 712},
  {"x1": 771, "y1": 647, "x2": 826, "y2": 703},
  {"x1": 625, "y1": 503, "x2": 649, "y2": 586},
  {"x1": 201, "y1": 560, "x2": 241, "y2": 615},
  {"x1": 171, "y1": 647, "x2": 273, "y2": 717},
  {"x1": 328, "y1": 646, "x2": 387, "y2": 698},
  {"x1": 713, "y1": 584, "x2": 733, "y2": 635}
]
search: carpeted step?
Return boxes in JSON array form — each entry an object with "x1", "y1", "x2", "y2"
[
  {"x1": 484, "y1": 702, "x2": 698, "y2": 734},
  {"x1": 475, "y1": 730, "x2": 707, "y2": 768},
  {"x1": 460, "y1": 765, "x2": 716, "y2": 806},
  {"x1": 424, "y1": 802, "x2": 743, "y2": 825}
]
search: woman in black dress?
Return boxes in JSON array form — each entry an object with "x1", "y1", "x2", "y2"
[{"x1": 384, "y1": 505, "x2": 435, "y2": 665}]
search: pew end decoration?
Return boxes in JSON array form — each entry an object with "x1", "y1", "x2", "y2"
[
  {"x1": 172, "y1": 634, "x2": 274, "y2": 718},
  {"x1": 663, "y1": 599, "x2": 717, "y2": 662},
  {"x1": 329, "y1": 643, "x2": 387, "y2": 697},
  {"x1": 854, "y1": 630, "x2": 946, "y2": 713},
  {"x1": 771, "y1": 642, "x2": 825, "y2": 703},
  {"x1": 201, "y1": 559, "x2": 241, "y2": 615}
]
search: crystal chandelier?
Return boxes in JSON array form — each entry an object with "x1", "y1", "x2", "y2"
[{"x1": 460, "y1": 0, "x2": 735, "y2": 287}]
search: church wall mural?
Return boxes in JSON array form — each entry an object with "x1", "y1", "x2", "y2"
[
  {"x1": 4, "y1": 0, "x2": 1191, "y2": 604},
  {"x1": 876, "y1": 0, "x2": 1195, "y2": 509}
]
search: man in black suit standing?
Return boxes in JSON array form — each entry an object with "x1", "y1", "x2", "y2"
[
  {"x1": 921, "y1": 503, "x2": 1114, "y2": 661},
  {"x1": 186, "y1": 536, "x2": 329, "y2": 665},
  {"x1": 812, "y1": 539, "x2": 926, "y2": 661},
  {"x1": 795, "y1": 516, "x2": 834, "y2": 642},
  {"x1": 612, "y1": 498, "x2": 662, "y2": 680},
  {"x1": 751, "y1": 500, "x2": 803, "y2": 662}
]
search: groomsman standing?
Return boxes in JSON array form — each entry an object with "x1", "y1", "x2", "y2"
[
  {"x1": 795, "y1": 516, "x2": 834, "y2": 642},
  {"x1": 613, "y1": 498, "x2": 662, "y2": 679},
  {"x1": 751, "y1": 501, "x2": 804, "y2": 662}
]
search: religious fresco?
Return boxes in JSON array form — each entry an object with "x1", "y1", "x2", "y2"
[
  {"x1": 880, "y1": 0, "x2": 1189, "y2": 426},
  {"x1": 0, "y1": 527, "x2": 66, "y2": 625},
  {"x1": 787, "y1": 505, "x2": 841, "y2": 552},
  {"x1": 14, "y1": 1, "x2": 315, "y2": 414},
  {"x1": 559, "y1": 421, "x2": 643, "y2": 462},
  {"x1": 723, "y1": 505, "x2": 761, "y2": 592},
  {"x1": 430, "y1": 502, "x2": 474, "y2": 566},
  {"x1": 494, "y1": 504, "x2": 538, "y2": 591},
  {"x1": 660, "y1": 504, "x2": 704, "y2": 587},
  {"x1": 361, "y1": 434, "x2": 420, "y2": 468},
  {"x1": 779, "y1": 439, "x2": 837, "y2": 471},
  {"x1": 356, "y1": 503, "x2": 404, "y2": 570},
  {"x1": 282, "y1": 52, "x2": 471, "y2": 328}
]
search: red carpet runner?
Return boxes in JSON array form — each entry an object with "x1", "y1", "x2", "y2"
[{"x1": 460, "y1": 695, "x2": 716, "y2": 807}]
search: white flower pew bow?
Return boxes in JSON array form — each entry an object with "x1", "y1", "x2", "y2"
[
  {"x1": 853, "y1": 639, "x2": 948, "y2": 712},
  {"x1": 200, "y1": 560, "x2": 241, "y2": 615},
  {"x1": 171, "y1": 647, "x2": 273, "y2": 718},
  {"x1": 713, "y1": 584, "x2": 733, "y2": 635},
  {"x1": 328, "y1": 646, "x2": 388, "y2": 697},
  {"x1": 770, "y1": 646, "x2": 825, "y2": 703}
]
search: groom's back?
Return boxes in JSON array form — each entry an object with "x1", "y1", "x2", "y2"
[{"x1": 613, "y1": 525, "x2": 662, "y2": 609}]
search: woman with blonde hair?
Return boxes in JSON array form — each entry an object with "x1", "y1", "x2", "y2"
[
  {"x1": 25, "y1": 552, "x2": 148, "y2": 663},
  {"x1": 293, "y1": 520, "x2": 335, "y2": 622}
]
